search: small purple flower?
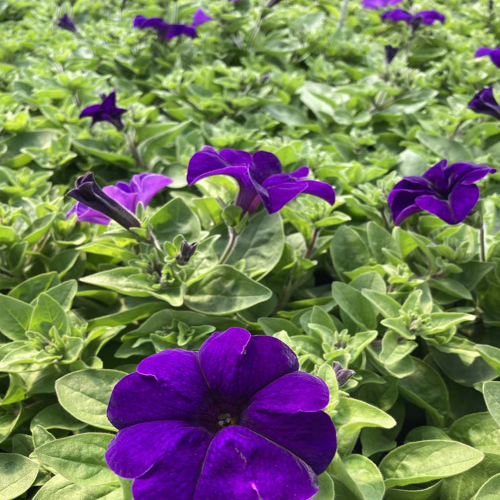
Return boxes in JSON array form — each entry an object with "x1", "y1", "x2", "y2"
[
  {"x1": 79, "y1": 91, "x2": 127, "y2": 130},
  {"x1": 475, "y1": 45, "x2": 500, "y2": 68},
  {"x1": 388, "y1": 159, "x2": 496, "y2": 225},
  {"x1": 384, "y1": 45, "x2": 400, "y2": 64},
  {"x1": 468, "y1": 86, "x2": 500, "y2": 120},
  {"x1": 57, "y1": 14, "x2": 77, "y2": 33},
  {"x1": 187, "y1": 147, "x2": 336, "y2": 214},
  {"x1": 192, "y1": 8, "x2": 214, "y2": 28},
  {"x1": 105, "y1": 328, "x2": 337, "y2": 500},
  {"x1": 134, "y1": 9, "x2": 213, "y2": 40},
  {"x1": 362, "y1": 0, "x2": 402, "y2": 10},
  {"x1": 382, "y1": 8, "x2": 445, "y2": 26},
  {"x1": 66, "y1": 172, "x2": 173, "y2": 227}
]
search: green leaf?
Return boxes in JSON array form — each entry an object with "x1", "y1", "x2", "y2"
[
  {"x1": 73, "y1": 139, "x2": 135, "y2": 167},
  {"x1": 416, "y1": 132, "x2": 473, "y2": 163},
  {"x1": 473, "y1": 473, "x2": 500, "y2": 499},
  {"x1": 31, "y1": 404, "x2": 87, "y2": 432},
  {"x1": 185, "y1": 265, "x2": 272, "y2": 315},
  {"x1": 55, "y1": 369, "x2": 126, "y2": 431},
  {"x1": 0, "y1": 295, "x2": 33, "y2": 341},
  {"x1": 343, "y1": 454, "x2": 385, "y2": 500},
  {"x1": 149, "y1": 197, "x2": 201, "y2": 244},
  {"x1": 226, "y1": 212, "x2": 284, "y2": 280},
  {"x1": 312, "y1": 473, "x2": 335, "y2": 500},
  {"x1": 332, "y1": 282, "x2": 377, "y2": 330},
  {"x1": 330, "y1": 227, "x2": 370, "y2": 280},
  {"x1": 33, "y1": 475, "x2": 122, "y2": 500},
  {"x1": 0, "y1": 454, "x2": 39, "y2": 500},
  {"x1": 335, "y1": 397, "x2": 397, "y2": 438},
  {"x1": 484, "y1": 381, "x2": 500, "y2": 428},
  {"x1": 476, "y1": 345, "x2": 500, "y2": 375},
  {"x1": 380, "y1": 440, "x2": 484, "y2": 488},
  {"x1": 265, "y1": 104, "x2": 309, "y2": 126},
  {"x1": 35, "y1": 433, "x2": 116, "y2": 485},
  {"x1": 8, "y1": 272, "x2": 60, "y2": 303},
  {"x1": 30, "y1": 293, "x2": 69, "y2": 337},
  {"x1": 449, "y1": 413, "x2": 500, "y2": 455}
]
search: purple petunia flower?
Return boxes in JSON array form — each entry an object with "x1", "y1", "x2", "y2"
[
  {"x1": 382, "y1": 8, "x2": 446, "y2": 26},
  {"x1": 187, "y1": 147, "x2": 336, "y2": 214},
  {"x1": 468, "y1": 86, "x2": 500, "y2": 120},
  {"x1": 362, "y1": 0, "x2": 401, "y2": 10},
  {"x1": 57, "y1": 14, "x2": 77, "y2": 33},
  {"x1": 388, "y1": 159, "x2": 496, "y2": 225},
  {"x1": 79, "y1": 90, "x2": 127, "y2": 130},
  {"x1": 133, "y1": 9, "x2": 213, "y2": 40},
  {"x1": 66, "y1": 172, "x2": 173, "y2": 227},
  {"x1": 105, "y1": 328, "x2": 337, "y2": 500},
  {"x1": 475, "y1": 45, "x2": 500, "y2": 68},
  {"x1": 384, "y1": 45, "x2": 400, "y2": 64}
]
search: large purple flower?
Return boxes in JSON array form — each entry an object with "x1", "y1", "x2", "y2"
[
  {"x1": 382, "y1": 8, "x2": 445, "y2": 26},
  {"x1": 468, "y1": 86, "x2": 500, "y2": 120},
  {"x1": 187, "y1": 147, "x2": 336, "y2": 214},
  {"x1": 66, "y1": 172, "x2": 173, "y2": 227},
  {"x1": 388, "y1": 159, "x2": 496, "y2": 225},
  {"x1": 362, "y1": 0, "x2": 401, "y2": 10},
  {"x1": 476, "y1": 45, "x2": 500, "y2": 68},
  {"x1": 133, "y1": 9, "x2": 213, "y2": 40},
  {"x1": 105, "y1": 328, "x2": 336, "y2": 500},
  {"x1": 79, "y1": 91, "x2": 127, "y2": 130}
]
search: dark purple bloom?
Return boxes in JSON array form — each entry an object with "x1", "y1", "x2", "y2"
[
  {"x1": 382, "y1": 8, "x2": 445, "y2": 26},
  {"x1": 362, "y1": 0, "x2": 401, "y2": 10},
  {"x1": 57, "y1": 14, "x2": 77, "y2": 33},
  {"x1": 384, "y1": 45, "x2": 400, "y2": 64},
  {"x1": 333, "y1": 362, "x2": 355, "y2": 386},
  {"x1": 187, "y1": 146, "x2": 336, "y2": 214},
  {"x1": 388, "y1": 159, "x2": 496, "y2": 225},
  {"x1": 133, "y1": 9, "x2": 213, "y2": 40},
  {"x1": 66, "y1": 172, "x2": 173, "y2": 227},
  {"x1": 105, "y1": 328, "x2": 337, "y2": 500},
  {"x1": 176, "y1": 240, "x2": 198, "y2": 265},
  {"x1": 192, "y1": 8, "x2": 214, "y2": 28},
  {"x1": 468, "y1": 86, "x2": 500, "y2": 120},
  {"x1": 79, "y1": 91, "x2": 127, "y2": 130},
  {"x1": 475, "y1": 45, "x2": 500, "y2": 68}
]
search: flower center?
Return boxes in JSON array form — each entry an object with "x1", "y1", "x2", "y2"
[{"x1": 217, "y1": 413, "x2": 237, "y2": 428}]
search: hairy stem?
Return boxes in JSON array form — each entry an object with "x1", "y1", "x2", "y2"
[
  {"x1": 337, "y1": 0, "x2": 350, "y2": 31},
  {"x1": 219, "y1": 226, "x2": 238, "y2": 264}
]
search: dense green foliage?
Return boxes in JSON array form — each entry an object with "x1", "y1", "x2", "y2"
[{"x1": 1, "y1": 0, "x2": 500, "y2": 498}]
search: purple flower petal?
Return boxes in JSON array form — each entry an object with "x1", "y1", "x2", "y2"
[
  {"x1": 240, "y1": 410, "x2": 336, "y2": 475},
  {"x1": 449, "y1": 184, "x2": 481, "y2": 223},
  {"x1": 300, "y1": 180, "x2": 336, "y2": 205},
  {"x1": 445, "y1": 162, "x2": 497, "y2": 186},
  {"x1": 79, "y1": 104, "x2": 103, "y2": 119},
  {"x1": 250, "y1": 151, "x2": 283, "y2": 184},
  {"x1": 475, "y1": 46, "x2": 500, "y2": 68},
  {"x1": 382, "y1": 8, "x2": 413, "y2": 24},
  {"x1": 199, "y1": 328, "x2": 298, "y2": 404},
  {"x1": 416, "y1": 10, "x2": 445, "y2": 25},
  {"x1": 468, "y1": 87, "x2": 500, "y2": 120},
  {"x1": 130, "y1": 173, "x2": 173, "y2": 207},
  {"x1": 362, "y1": 0, "x2": 402, "y2": 9},
  {"x1": 219, "y1": 149, "x2": 253, "y2": 168},
  {"x1": 414, "y1": 195, "x2": 456, "y2": 224},
  {"x1": 167, "y1": 24, "x2": 197, "y2": 39},
  {"x1": 192, "y1": 8, "x2": 214, "y2": 28},
  {"x1": 106, "y1": 421, "x2": 211, "y2": 480},
  {"x1": 107, "y1": 350, "x2": 211, "y2": 429},
  {"x1": 246, "y1": 371, "x2": 330, "y2": 414},
  {"x1": 129, "y1": 426, "x2": 212, "y2": 500},
  {"x1": 194, "y1": 426, "x2": 319, "y2": 500},
  {"x1": 422, "y1": 159, "x2": 449, "y2": 191}
]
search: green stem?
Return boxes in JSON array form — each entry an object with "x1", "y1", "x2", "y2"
[
  {"x1": 337, "y1": 0, "x2": 349, "y2": 31},
  {"x1": 219, "y1": 226, "x2": 238, "y2": 264},
  {"x1": 480, "y1": 221, "x2": 487, "y2": 262},
  {"x1": 119, "y1": 478, "x2": 133, "y2": 500}
]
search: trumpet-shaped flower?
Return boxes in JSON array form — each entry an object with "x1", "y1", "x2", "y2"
[
  {"x1": 382, "y1": 8, "x2": 445, "y2": 26},
  {"x1": 57, "y1": 14, "x2": 77, "y2": 33},
  {"x1": 187, "y1": 147, "x2": 335, "y2": 214},
  {"x1": 475, "y1": 45, "x2": 500, "y2": 68},
  {"x1": 105, "y1": 328, "x2": 337, "y2": 500},
  {"x1": 388, "y1": 159, "x2": 495, "y2": 225},
  {"x1": 468, "y1": 86, "x2": 500, "y2": 120},
  {"x1": 66, "y1": 172, "x2": 172, "y2": 227},
  {"x1": 79, "y1": 90, "x2": 127, "y2": 130}
]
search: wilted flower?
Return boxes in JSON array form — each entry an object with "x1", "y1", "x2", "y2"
[
  {"x1": 468, "y1": 86, "x2": 500, "y2": 120},
  {"x1": 384, "y1": 45, "x2": 400, "y2": 64},
  {"x1": 176, "y1": 240, "x2": 198, "y2": 265},
  {"x1": 333, "y1": 362, "x2": 355, "y2": 386},
  {"x1": 66, "y1": 172, "x2": 173, "y2": 227},
  {"x1": 382, "y1": 8, "x2": 446, "y2": 26},
  {"x1": 475, "y1": 45, "x2": 500, "y2": 68},
  {"x1": 362, "y1": 0, "x2": 401, "y2": 10},
  {"x1": 105, "y1": 328, "x2": 337, "y2": 500},
  {"x1": 79, "y1": 90, "x2": 127, "y2": 130},
  {"x1": 187, "y1": 146, "x2": 336, "y2": 214},
  {"x1": 57, "y1": 14, "x2": 77, "y2": 33},
  {"x1": 388, "y1": 159, "x2": 496, "y2": 225},
  {"x1": 133, "y1": 9, "x2": 213, "y2": 40}
]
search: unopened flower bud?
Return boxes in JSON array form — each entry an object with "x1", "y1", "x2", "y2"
[{"x1": 333, "y1": 362, "x2": 355, "y2": 387}]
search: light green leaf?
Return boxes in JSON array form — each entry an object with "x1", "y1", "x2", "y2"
[
  {"x1": 0, "y1": 454, "x2": 39, "y2": 500},
  {"x1": 0, "y1": 295, "x2": 33, "y2": 341},
  {"x1": 484, "y1": 381, "x2": 500, "y2": 427},
  {"x1": 473, "y1": 473, "x2": 500, "y2": 499}
]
